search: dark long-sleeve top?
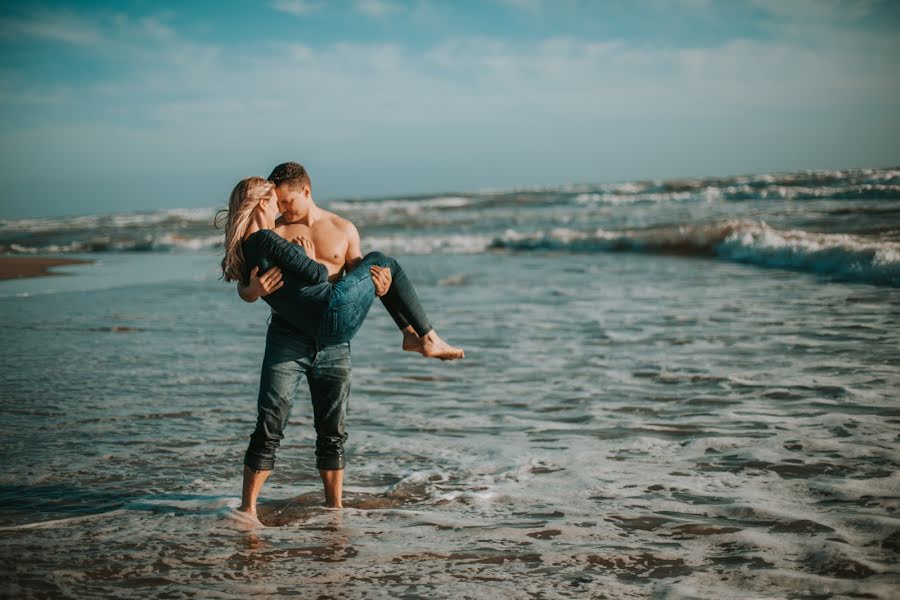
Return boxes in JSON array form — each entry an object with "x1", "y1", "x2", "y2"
[{"x1": 240, "y1": 229, "x2": 334, "y2": 337}]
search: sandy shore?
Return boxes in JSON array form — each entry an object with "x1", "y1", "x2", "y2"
[{"x1": 0, "y1": 256, "x2": 93, "y2": 280}]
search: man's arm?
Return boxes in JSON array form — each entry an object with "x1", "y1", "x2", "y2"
[
  {"x1": 341, "y1": 218, "x2": 392, "y2": 295},
  {"x1": 237, "y1": 266, "x2": 283, "y2": 303},
  {"x1": 343, "y1": 220, "x2": 364, "y2": 273}
]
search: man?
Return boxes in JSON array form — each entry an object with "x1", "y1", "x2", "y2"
[{"x1": 235, "y1": 162, "x2": 393, "y2": 517}]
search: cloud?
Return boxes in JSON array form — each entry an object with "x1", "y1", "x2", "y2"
[
  {"x1": 495, "y1": 0, "x2": 544, "y2": 11},
  {"x1": 2, "y1": 2, "x2": 899, "y2": 214},
  {"x1": 7, "y1": 16, "x2": 899, "y2": 134},
  {"x1": 497, "y1": 0, "x2": 717, "y2": 13},
  {"x1": 0, "y1": 11, "x2": 103, "y2": 45},
  {"x1": 135, "y1": 15, "x2": 177, "y2": 40},
  {"x1": 109, "y1": 31, "x2": 898, "y2": 140},
  {"x1": 751, "y1": 0, "x2": 877, "y2": 19},
  {"x1": 269, "y1": 0, "x2": 323, "y2": 16},
  {"x1": 0, "y1": 85, "x2": 71, "y2": 106},
  {"x1": 354, "y1": 0, "x2": 400, "y2": 18}
]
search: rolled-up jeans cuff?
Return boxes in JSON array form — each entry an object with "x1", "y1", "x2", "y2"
[
  {"x1": 316, "y1": 458, "x2": 345, "y2": 470},
  {"x1": 244, "y1": 451, "x2": 275, "y2": 472},
  {"x1": 315, "y1": 431, "x2": 348, "y2": 471}
]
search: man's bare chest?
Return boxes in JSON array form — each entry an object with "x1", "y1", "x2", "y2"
[{"x1": 275, "y1": 222, "x2": 347, "y2": 269}]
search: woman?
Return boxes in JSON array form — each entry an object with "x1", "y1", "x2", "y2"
[{"x1": 219, "y1": 176, "x2": 464, "y2": 358}]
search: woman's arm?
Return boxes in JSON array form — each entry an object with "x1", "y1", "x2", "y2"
[
  {"x1": 237, "y1": 266, "x2": 283, "y2": 303},
  {"x1": 250, "y1": 230, "x2": 329, "y2": 284}
]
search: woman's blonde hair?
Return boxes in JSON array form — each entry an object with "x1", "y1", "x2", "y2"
[{"x1": 216, "y1": 177, "x2": 274, "y2": 282}]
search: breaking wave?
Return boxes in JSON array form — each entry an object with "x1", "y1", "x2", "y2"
[
  {"x1": 2, "y1": 166, "x2": 898, "y2": 286},
  {"x1": 490, "y1": 220, "x2": 900, "y2": 286}
]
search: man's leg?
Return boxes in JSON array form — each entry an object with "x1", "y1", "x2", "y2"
[
  {"x1": 319, "y1": 469, "x2": 343, "y2": 508},
  {"x1": 239, "y1": 323, "x2": 314, "y2": 516},
  {"x1": 239, "y1": 465, "x2": 271, "y2": 516},
  {"x1": 307, "y1": 341, "x2": 352, "y2": 508}
]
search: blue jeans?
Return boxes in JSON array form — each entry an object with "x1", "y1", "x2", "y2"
[
  {"x1": 317, "y1": 251, "x2": 433, "y2": 345},
  {"x1": 244, "y1": 318, "x2": 352, "y2": 472}
]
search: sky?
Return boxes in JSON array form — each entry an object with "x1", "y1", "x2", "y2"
[{"x1": 1, "y1": 0, "x2": 899, "y2": 218}]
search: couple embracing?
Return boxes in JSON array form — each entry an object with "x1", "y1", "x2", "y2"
[{"x1": 218, "y1": 162, "x2": 464, "y2": 521}]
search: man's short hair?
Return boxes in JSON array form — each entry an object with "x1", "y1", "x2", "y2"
[{"x1": 268, "y1": 162, "x2": 311, "y2": 192}]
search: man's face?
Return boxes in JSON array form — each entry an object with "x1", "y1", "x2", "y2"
[{"x1": 275, "y1": 184, "x2": 308, "y2": 222}]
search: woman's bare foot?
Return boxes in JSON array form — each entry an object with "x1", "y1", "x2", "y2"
[{"x1": 402, "y1": 328, "x2": 464, "y2": 360}]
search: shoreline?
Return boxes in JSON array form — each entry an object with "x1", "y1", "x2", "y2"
[{"x1": 0, "y1": 256, "x2": 94, "y2": 281}]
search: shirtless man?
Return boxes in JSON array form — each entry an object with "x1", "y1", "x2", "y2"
[
  {"x1": 235, "y1": 162, "x2": 462, "y2": 519},
  {"x1": 241, "y1": 164, "x2": 461, "y2": 357}
]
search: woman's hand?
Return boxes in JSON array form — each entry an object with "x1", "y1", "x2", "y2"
[
  {"x1": 293, "y1": 236, "x2": 317, "y2": 261},
  {"x1": 246, "y1": 266, "x2": 283, "y2": 299},
  {"x1": 370, "y1": 265, "x2": 392, "y2": 297}
]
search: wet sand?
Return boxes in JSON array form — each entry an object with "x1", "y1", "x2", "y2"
[{"x1": 0, "y1": 256, "x2": 92, "y2": 280}]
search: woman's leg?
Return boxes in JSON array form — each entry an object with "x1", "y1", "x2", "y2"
[
  {"x1": 330, "y1": 251, "x2": 431, "y2": 337},
  {"x1": 367, "y1": 252, "x2": 433, "y2": 337},
  {"x1": 331, "y1": 251, "x2": 464, "y2": 359}
]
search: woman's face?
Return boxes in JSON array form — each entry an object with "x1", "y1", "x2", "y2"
[{"x1": 260, "y1": 188, "x2": 279, "y2": 221}]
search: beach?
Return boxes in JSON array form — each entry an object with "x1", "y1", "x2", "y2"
[
  {"x1": 0, "y1": 167, "x2": 898, "y2": 598},
  {"x1": 0, "y1": 255, "x2": 92, "y2": 280}
]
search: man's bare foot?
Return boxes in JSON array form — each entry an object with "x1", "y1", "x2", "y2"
[
  {"x1": 402, "y1": 328, "x2": 464, "y2": 360},
  {"x1": 226, "y1": 507, "x2": 264, "y2": 528}
]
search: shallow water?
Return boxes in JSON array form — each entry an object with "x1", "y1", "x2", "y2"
[{"x1": 1, "y1": 250, "x2": 898, "y2": 598}]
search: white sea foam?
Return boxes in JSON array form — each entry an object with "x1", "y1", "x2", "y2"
[
  {"x1": 153, "y1": 232, "x2": 223, "y2": 251},
  {"x1": 7, "y1": 233, "x2": 223, "y2": 253},
  {"x1": 491, "y1": 219, "x2": 900, "y2": 285},
  {"x1": 329, "y1": 195, "x2": 472, "y2": 213},
  {"x1": 10, "y1": 219, "x2": 894, "y2": 285},
  {"x1": 3, "y1": 166, "x2": 899, "y2": 289},
  {"x1": 573, "y1": 190, "x2": 703, "y2": 205},
  {"x1": 3, "y1": 240, "x2": 898, "y2": 598},
  {"x1": 363, "y1": 233, "x2": 493, "y2": 254},
  {"x1": 0, "y1": 207, "x2": 217, "y2": 234},
  {"x1": 716, "y1": 222, "x2": 900, "y2": 283}
]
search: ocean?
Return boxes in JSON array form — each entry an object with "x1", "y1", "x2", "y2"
[{"x1": 1, "y1": 167, "x2": 898, "y2": 598}]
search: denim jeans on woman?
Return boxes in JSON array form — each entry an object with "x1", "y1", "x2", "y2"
[{"x1": 317, "y1": 251, "x2": 432, "y2": 345}]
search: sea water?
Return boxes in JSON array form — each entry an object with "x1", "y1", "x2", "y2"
[{"x1": 1, "y1": 167, "x2": 899, "y2": 598}]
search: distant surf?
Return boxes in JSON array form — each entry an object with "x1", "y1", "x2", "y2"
[
  {"x1": 2, "y1": 165, "x2": 898, "y2": 285},
  {"x1": 490, "y1": 219, "x2": 900, "y2": 286}
]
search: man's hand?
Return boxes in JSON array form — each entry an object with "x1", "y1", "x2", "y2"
[
  {"x1": 370, "y1": 265, "x2": 392, "y2": 297},
  {"x1": 239, "y1": 266, "x2": 283, "y2": 302},
  {"x1": 292, "y1": 236, "x2": 317, "y2": 261}
]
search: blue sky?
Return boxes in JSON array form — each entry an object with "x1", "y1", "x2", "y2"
[{"x1": 1, "y1": 0, "x2": 898, "y2": 217}]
